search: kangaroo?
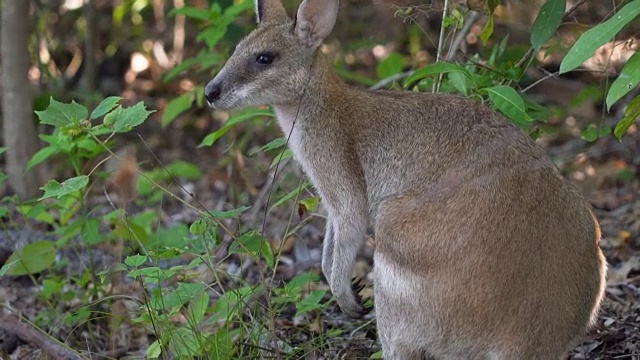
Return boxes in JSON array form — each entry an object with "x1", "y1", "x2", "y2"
[{"x1": 204, "y1": 0, "x2": 607, "y2": 358}]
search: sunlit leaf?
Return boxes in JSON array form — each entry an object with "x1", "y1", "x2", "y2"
[
  {"x1": 560, "y1": 0, "x2": 640, "y2": 74},
  {"x1": 530, "y1": 0, "x2": 566, "y2": 51},
  {"x1": 90, "y1": 96, "x2": 122, "y2": 119},
  {"x1": 104, "y1": 102, "x2": 154, "y2": 133},
  {"x1": 39, "y1": 175, "x2": 89, "y2": 200},
  {"x1": 199, "y1": 109, "x2": 273, "y2": 147},
  {"x1": 27, "y1": 146, "x2": 60, "y2": 171},
  {"x1": 480, "y1": 15, "x2": 494, "y2": 45},
  {"x1": 606, "y1": 51, "x2": 640, "y2": 110},
  {"x1": 35, "y1": 97, "x2": 88, "y2": 128},
  {"x1": 614, "y1": 94, "x2": 640, "y2": 140}
]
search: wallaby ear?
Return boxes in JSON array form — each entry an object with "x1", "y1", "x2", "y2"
[
  {"x1": 255, "y1": 0, "x2": 289, "y2": 24},
  {"x1": 294, "y1": 0, "x2": 339, "y2": 48}
]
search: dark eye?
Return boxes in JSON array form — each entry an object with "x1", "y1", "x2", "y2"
[{"x1": 256, "y1": 52, "x2": 275, "y2": 65}]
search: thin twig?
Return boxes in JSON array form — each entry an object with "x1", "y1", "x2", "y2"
[
  {"x1": 446, "y1": 10, "x2": 480, "y2": 62},
  {"x1": 434, "y1": 0, "x2": 451, "y2": 92}
]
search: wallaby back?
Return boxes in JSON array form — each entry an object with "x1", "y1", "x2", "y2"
[{"x1": 204, "y1": 0, "x2": 607, "y2": 358}]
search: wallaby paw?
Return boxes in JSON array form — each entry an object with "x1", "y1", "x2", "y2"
[{"x1": 334, "y1": 278, "x2": 370, "y2": 319}]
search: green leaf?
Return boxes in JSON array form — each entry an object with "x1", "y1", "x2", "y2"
[
  {"x1": 162, "y1": 92, "x2": 194, "y2": 127},
  {"x1": 229, "y1": 232, "x2": 274, "y2": 268},
  {"x1": 0, "y1": 147, "x2": 7, "y2": 156},
  {"x1": 269, "y1": 183, "x2": 310, "y2": 213},
  {"x1": 480, "y1": 15, "x2": 494, "y2": 45},
  {"x1": 530, "y1": 0, "x2": 566, "y2": 51},
  {"x1": 606, "y1": 51, "x2": 640, "y2": 110},
  {"x1": 270, "y1": 149, "x2": 293, "y2": 168},
  {"x1": 165, "y1": 160, "x2": 202, "y2": 179},
  {"x1": 146, "y1": 340, "x2": 162, "y2": 359},
  {"x1": 169, "y1": 6, "x2": 211, "y2": 20},
  {"x1": 405, "y1": 62, "x2": 472, "y2": 88},
  {"x1": 484, "y1": 86, "x2": 532, "y2": 126},
  {"x1": 190, "y1": 291, "x2": 209, "y2": 324},
  {"x1": 377, "y1": 53, "x2": 404, "y2": 79},
  {"x1": 614, "y1": 94, "x2": 640, "y2": 140},
  {"x1": 27, "y1": 146, "x2": 60, "y2": 171},
  {"x1": 39, "y1": 175, "x2": 89, "y2": 200},
  {"x1": 210, "y1": 206, "x2": 250, "y2": 219},
  {"x1": 296, "y1": 289, "x2": 327, "y2": 316},
  {"x1": 81, "y1": 218, "x2": 102, "y2": 245},
  {"x1": 259, "y1": 137, "x2": 287, "y2": 153},
  {"x1": 300, "y1": 197, "x2": 320, "y2": 213},
  {"x1": 560, "y1": 0, "x2": 640, "y2": 74},
  {"x1": 197, "y1": 26, "x2": 227, "y2": 48},
  {"x1": 125, "y1": 254, "x2": 147, "y2": 267},
  {"x1": 35, "y1": 97, "x2": 88, "y2": 128},
  {"x1": 4, "y1": 241, "x2": 56, "y2": 275},
  {"x1": 91, "y1": 96, "x2": 122, "y2": 119},
  {"x1": 103, "y1": 102, "x2": 154, "y2": 133},
  {"x1": 448, "y1": 71, "x2": 469, "y2": 96},
  {"x1": 199, "y1": 109, "x2": 273, "y2": 147},
  {"x1": 189, "y1": 219, "x2": 208, "y2": 235}
]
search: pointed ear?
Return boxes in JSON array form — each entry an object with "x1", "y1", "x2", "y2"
[
  {"x1": 294, "y1": 0, "x2": 339, "y2": 48},
  {"x1": 254, "y1": 0, "x2": 289, "y2": 24}
]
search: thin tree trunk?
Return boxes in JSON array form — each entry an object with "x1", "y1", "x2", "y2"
[{"x1": 1, "y1": 0, "x2": 41, "y2": 199}]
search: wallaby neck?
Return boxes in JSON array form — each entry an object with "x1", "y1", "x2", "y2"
[{"x1": 273, "y1": 51, "x2": 347, "y2": 133}]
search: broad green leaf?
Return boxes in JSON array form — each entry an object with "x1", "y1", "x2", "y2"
[
  {"x1": 531, "y1": 0, "x2": 566, "y2": 51},
  {"x1": 614, "y1": 94, "x2": 640, "y2": 140},
  {"x1": 4, "y1": 240, "x2": 56, "y2": 275},
  {"x1": 90, "y1": 96, "x2": 122, "y2": 119},
  {"x1": 229, "y1": 232, "x2": 274, "y2": 267},
  {"x1": 165, "y1": 160, "x2": 202, "y2": 179},
  {"x1": 151, "y1": 282, "x2": 205, "y2": 310},
  {"x1": 147, "y1": 340, "x2": 162, "y2": 359},
  {"x1": 606, "y1": 51, "x2": 640, "y2": 110},
  {"x1": 190, "y1": 291, "x2": 209, "y2": 324},
  {"x1": 197, "y1": 26, "x2": 227, "y2": 48},
  {"x1": 300, "y1": 197, "x2": 320, "y2": 213},
  {"x1": 560, "y1": 0, "x2": 640, "y2": 74},
  {"x1": 480, "y1": 15, "x2": 494, "y2": 45},
  {"x1": 405, "y1": 62, "x2": 472, "y2": 88},
  {"x1": 125, "y1": 254, "x2": 147, "y2": 267},
  {"x1": 296, "y1": 289, "x2": 327, "y2": 316},
  {"x1": 377, "y1": 53, "x2": 404, "y2": 79},
  {"x1": 103, "y1": 102, "x2": 154, "y2": 133},
  {"x1": 35, "y1": 97, "x2": 88, "y2": 128},
  {"x1": 189, "y1": 219, "x2": 208, "y2": 235},
  {"x1": 199, "y1": 109, "x2": 273, "y2": 147},
  {"x1": 27, "y1": 145, "x2": 60, "y2": 171},
  {"x1": 484, "y1": 86, "x2": 532, "y2": 126},
  {"x1": 39, "y1": 175, "x2": 89, "y2": 200},
  {"x1": 81, "y1": 218, "x2": 102, "y2": 245},
  {"x1": 162, "y1": 91, "x2": 193, "y2": 127},
  {"x1": 169, "y1": 6, "x2": 211, "y2": 20},
  {"x1": 0, "y1": 147, "x2": 7, "y2": 156},
  {"x1": 580, "y1": 124, "x2": 609, "y2": 142},
  {"x1": 448, "y1": 71, "x2": 469, "y2": 95}
]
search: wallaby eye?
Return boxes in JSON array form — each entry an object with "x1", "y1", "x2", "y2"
[{"x1": 256, "y1": 52, "x2": 275, "y2": 65}]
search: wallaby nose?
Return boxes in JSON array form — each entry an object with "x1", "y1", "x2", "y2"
[{"x1": 204, "y1": 81, "x2": 222, "y2": 105}]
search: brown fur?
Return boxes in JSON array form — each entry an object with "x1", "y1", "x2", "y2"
[{"x1": 204, "y1": 1, "x2": 607, "y2": 358}]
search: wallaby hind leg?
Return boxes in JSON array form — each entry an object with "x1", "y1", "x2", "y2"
[{"x1": 374, "y1": 253, "x2": 427, "y2": 360}]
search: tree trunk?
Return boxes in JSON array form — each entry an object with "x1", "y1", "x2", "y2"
[{"x1": 1, "y1": 0, "x2": 41, "y2": 199}]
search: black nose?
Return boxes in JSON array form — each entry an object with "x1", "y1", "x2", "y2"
[{"x1": 205, "y1": 81, "x2": 222, "y2": 104}]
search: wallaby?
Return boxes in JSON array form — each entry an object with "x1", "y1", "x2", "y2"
[{"x1": 204, "y1": 0, "x2": 607, "y2": 358}]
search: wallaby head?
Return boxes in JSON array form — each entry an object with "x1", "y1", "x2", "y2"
[{"x1": 204, "y1": 0, "x2": 339, "y2": 109}]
